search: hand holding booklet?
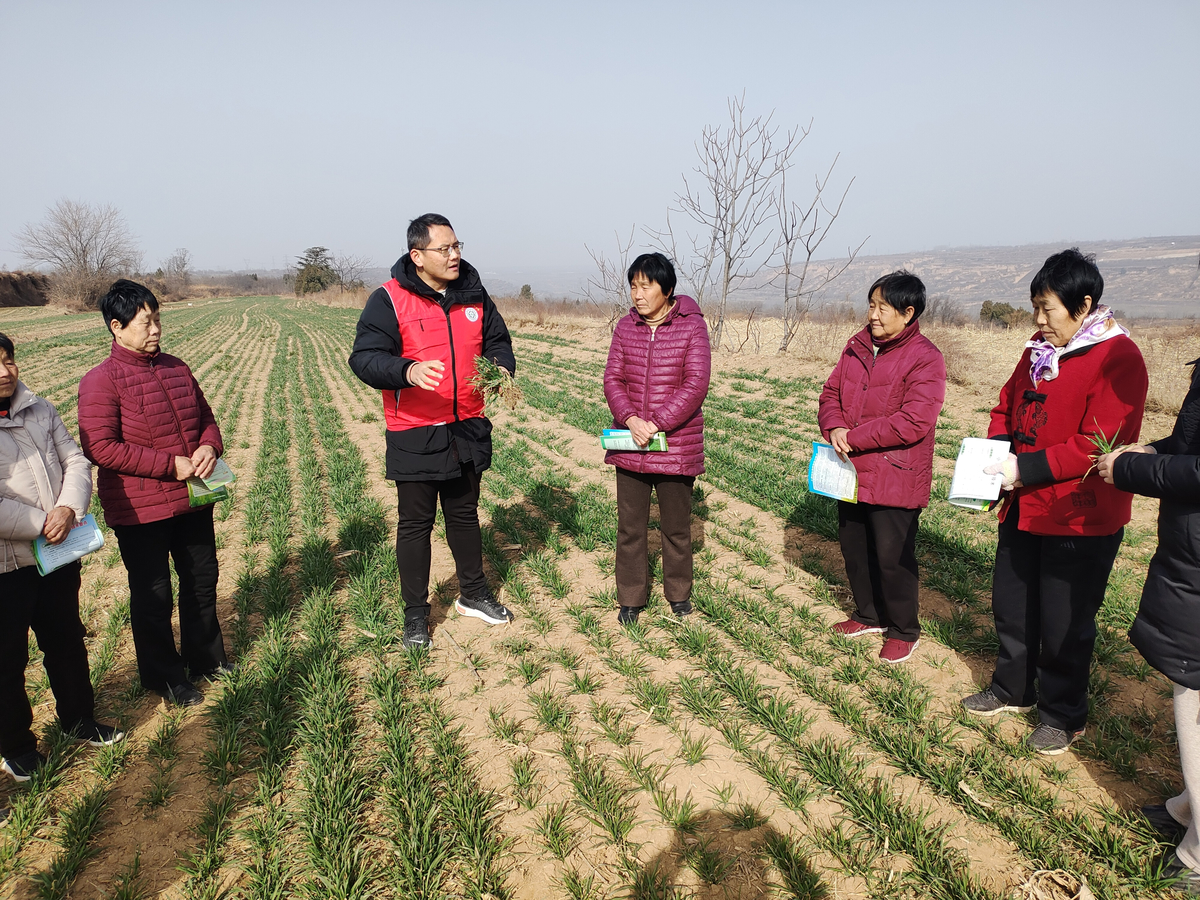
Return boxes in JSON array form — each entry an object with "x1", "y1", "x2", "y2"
[
  {"x1": 600, "y1": 429, "x2": 668, "y2": 452},
  {"x1": 808, "y1": 441, "x2": 858, "y2": 503},
  {"x1": 32, "y1": 514, "x2": 105, "y2": 576},
  {"x1": 187, "y1": 458, "x2": 237, "y2": 507},
  {"x1": 949, "y1": 438, "x2": 1011, "y2": 510}
]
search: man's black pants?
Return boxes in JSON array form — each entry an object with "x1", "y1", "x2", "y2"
[
  {"x1": 112, "y1": 507, "x2": 227, "y2": 692},
  {"x1": 988, "y1": 498, "x2": 1123, "y2": 731},
  {"x1": 396, "y1": 465, "x2": 487, "y2": 623},
  {"x1": 0, "y1": 562, "x2": 93, "y2": 758},
  {"x1": 837, "y1": 502, "x2": 922, "y2": 641}
]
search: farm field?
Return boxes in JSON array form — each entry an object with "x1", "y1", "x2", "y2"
[{"x1": 1, "y1": 295, "x2": 1198, "y2": 900}]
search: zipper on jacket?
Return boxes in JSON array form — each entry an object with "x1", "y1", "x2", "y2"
[
  {"x1": 638, "y1": 328, "x2": 657, "y2": 474},
  {"x1": 443, "y1": 305, "x2": 460, "y2": 422},
  {"x1": 151, "y1": 358, "x2": 193, "y2": 456}
]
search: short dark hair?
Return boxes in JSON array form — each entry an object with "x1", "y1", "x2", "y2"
[
  {"x1": 869, "y1": 269, "x2": 926, "y2": 322},
  {"x1": 1030, "y1": 247, "x2": 1103, "y2": 318},
  {"x1": 407, "y1": 213, "x2": 454, "y2": 251},
  {"x1": 627, "y1": 252, "x2": 677, "y2": 298},
  {"x1": 100, "y1": 279, "x2": 160, "y2": 334},
  {"x1": 0, "y1": 332, "x2": 13, "y2": 360}
]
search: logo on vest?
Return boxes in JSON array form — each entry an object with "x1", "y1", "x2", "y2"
[{"x1": 465, "y1": 307, "x2": 480, "y2": 322}]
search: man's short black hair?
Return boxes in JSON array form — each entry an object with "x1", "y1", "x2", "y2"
[
  {"x1": 408, "y1": 213, "x2": 454, "y2": 251},
  {"x1": 100, "y1": 279, "x2": 160, "y2": 334},
  {"x1": 0, "y1": 332, "x2": 13, "y2": 360},
  {"x1": 869, "y1": 269, "x2": 926, "y2": 322},
  {"x1": 1030, "y1": 247, "x2": 1103, "y2": 319},
  {"x1": 627, "y1": 252, "x2": 677, "y2": 298}
]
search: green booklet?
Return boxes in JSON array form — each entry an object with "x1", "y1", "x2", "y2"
[
  {"x1": 187, "y1": 459, "x2": 236, "y2": 507},
  {"x1": 600, "y1": 429, "x2": 668, "y2": 451}
]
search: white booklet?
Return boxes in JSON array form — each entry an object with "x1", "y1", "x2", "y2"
[
  {"x1": 31, "y1": 514, "x2": 105, "y2": 576},
  {"x1": 949, "y1": 438, "x2": 1011, "y2": 510},
  {"x1": 187, "y1": 459, "x2": 236, "y2": 507},
  {"x1": 808, "y1": 441, "x2": 858, "y2": 503}
]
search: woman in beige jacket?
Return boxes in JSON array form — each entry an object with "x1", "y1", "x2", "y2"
[{"x1": 0, "y1": 331, "x2": 122, "y2": 783}]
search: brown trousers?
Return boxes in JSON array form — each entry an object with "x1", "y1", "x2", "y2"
[{"x1": 615, "y1": 468, "x2": 695, "y2": 608}]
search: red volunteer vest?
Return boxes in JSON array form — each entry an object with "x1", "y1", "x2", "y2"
[{"x1": 380, "y1": 279, "x2": 485, "y2": 430}]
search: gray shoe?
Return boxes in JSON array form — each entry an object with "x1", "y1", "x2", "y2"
[
  {"x1": 165, "y1": 682, "x2": 204, "y2": 708},
  {"x1": 455, "y1": 591, "x2": 511, "y2": 625},
  {"x1": 1164, "y1": 852, "x2": 1200, "y2": 895},
  {"x1": 402, "y1": 618, "x2": 431, "y2": 650},
  {"x1": 961, "y1": 688, "x2": 1033, "y2": 717},
  {"x1": 1027, "y1": 723, "x2": 1084, "y2": 755}
]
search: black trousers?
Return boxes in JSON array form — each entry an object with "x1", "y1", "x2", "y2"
[
  {"x1": 113, "y1": 507, "x2": 227, "y2": 692},
  {"x1": 0, "y1": 562, "x2": 94, "y2": 757},
  {"x1": 615, "y1": 468, "x2": 695, "y2": 609},
  {"x1": 988, "y1": 497, "x2": 1123, "y2": 731},
  {"x1": 837, "y1": 502, "x2": 922, "y2": 641},
  {"x1": 396, "y1": 465, "x2": 487, "y2": 623}
]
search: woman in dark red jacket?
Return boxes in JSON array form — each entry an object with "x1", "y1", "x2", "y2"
[
  {"x1": 818, "y1": 271, "x2": 946, "y2": 664},
  {"x1": 962, "y1": 249, "x2": 1147, "y2": 756},
  {"x1": 78, "y1": 281, "x2": 230, "y2": 708},
  {"x1": 604, "y1": 253, "x2": 710, "y2": 624}
]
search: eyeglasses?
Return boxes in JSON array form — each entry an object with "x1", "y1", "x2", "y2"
[{"x1": 420, "y1": 242, "x2": 464, "y2": 257}]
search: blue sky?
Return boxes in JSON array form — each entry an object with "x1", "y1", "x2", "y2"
[{"x1": 1, "y1": 1, "x2": 1196, "y2": 277}]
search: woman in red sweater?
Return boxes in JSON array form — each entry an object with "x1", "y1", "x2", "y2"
[{"x1": 962, "y1": 248, "x2": 1147, "y2": 755}]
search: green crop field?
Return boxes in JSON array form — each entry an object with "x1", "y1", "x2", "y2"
[{"x1": 0, "y1": 296, "x2": 1188, "y2": 899}]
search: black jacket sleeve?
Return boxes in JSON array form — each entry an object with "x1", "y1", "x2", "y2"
[
  {"x1": 348, "y1": 287, "x2": 418, "y2": 390},
  {"x1": 481, "y1": 292, "x2": 516, "y2": 375},
  {"x1": 1114, "y1": 452, "x2": 1200, "y2": 503}
]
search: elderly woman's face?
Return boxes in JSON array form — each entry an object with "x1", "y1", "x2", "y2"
[
  {"x1": 630, "y1": 275, "x2": 672, "y2": 320},
  {"x1": 867, "y1": 289, "x2": 914, "y2": 341},
  {"x1": 0, "y1": 351, "x2": 17, "y2": 400},
  {"x1": 111, "y1": 305, "x2": 162, "y2": 355},
  {"x1": 1032, "y1": 291, "x2": 1092, "y2": 348}
]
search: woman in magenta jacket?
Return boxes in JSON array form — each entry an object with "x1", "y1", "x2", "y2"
[
  {"x1": 962, "y1": 249, "x2": 1147, "y2": 756},
  {"x1": 818, "y1": 270, "x2": 946, "y2": 664},
  {"x1": 604, "y1": 253, "x2": 710, "y2": 624}
]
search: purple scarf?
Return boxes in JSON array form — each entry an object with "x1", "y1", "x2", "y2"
[{"x1": 1026, "y1": 305, "x2": 1128, "y2": 385}]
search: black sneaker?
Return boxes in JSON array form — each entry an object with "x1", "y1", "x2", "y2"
[
  {"x1": 164, "y1": 682, "x2": 204, "y2": 708},
  {"x1": 961, "y1": 688, "x2": 1033, "y2": 717},
  {"x1": 67, "y1": 719, "x2": 126, "y2": 747},
  {"x1": 195, "y1": 663, "x2": 238, "y2": 683},
  {"x1": 1027, "y1": 723, "x2": 1084, "y2": 755},
  {"x1": 617, "y1": 606, "x2": 642, "y2": 625},
  {"x1": 455, "y1": 591, "x2": 511, "y2": 625},
  {"x1": 1142, "y1": 804, "x2": 1186, "y2": 840},
  {"x1": 403, "y1": 618, "x2": 431, "y2": 650},
  {"x1": 669, "y1": 600, "x2": 693, "y2": 618},
  {"x1": 2, "y1": 750, "x2": 46, "y2": 783}
]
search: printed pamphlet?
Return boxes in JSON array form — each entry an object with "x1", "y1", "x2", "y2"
[
  {"x1": 949, "y1": 438, "x2": 1011, "y2": 510},
  {"x1": 32, "y1": 514, "x2": 105, "y2": 576},
  {"x1": 187, "y1": 458, "x2": 237, "y2": 508},
  {"x1": 807, "y1": 442, "x2": 858, "y2": 503},
  {"x1": 600, "y1": 429, "x2": 669, "y2": 452}
]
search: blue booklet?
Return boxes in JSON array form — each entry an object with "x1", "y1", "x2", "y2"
[{"x1": 31, "y1": 514, "x2": 105, "y2": 576}]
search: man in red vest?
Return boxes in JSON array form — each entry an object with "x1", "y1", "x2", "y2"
[{"x1": 349, "y1": 214, "x2": 516, "y2": 649}]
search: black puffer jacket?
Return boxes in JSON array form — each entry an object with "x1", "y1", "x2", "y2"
[
  {"x1": 1114, "y1": 364, "x2": 1200, "y2": 689},
  {"x1": 348, "y1": 256, "x2": 515, "y2": 481}
]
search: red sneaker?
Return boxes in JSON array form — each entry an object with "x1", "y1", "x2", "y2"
[
  {"x1": 831, "y1": 619, "x2": 885, "y2": 638},
  {"x1": 879, "y1": 638, "x2": 919, "y2": 663}
]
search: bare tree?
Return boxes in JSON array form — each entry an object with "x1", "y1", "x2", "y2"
[
  {"x1": 332, "y1": 252, "x2": 372, "y2": 292},
  {"x1": 162, "y1": 248, "x2": 192, "y2": 295},
  {"x1": 16, "y1": 199, "x2": 141, "y2": 306},
  {"x1": 582, "y1": 227, "x2": 636, "y2": 332},
  {"x1": 657, "y1": 95, "x2": 801, "y2": 350},
  {"x1": 773, "y1": 155, "x2": 866, "y2": 352}
]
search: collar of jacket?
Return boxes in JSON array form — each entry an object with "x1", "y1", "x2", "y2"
[
  {"x1": 109, "y1": 341, "x2": 160, "y2": 367},
  {"x1": 389, "y1": 255, "x2": 486, "y2": 308},
  {"x1": 628, "y1": 294, "x2": 703, "y2": 327},
  {"x1": 0, "y1": 381, "x2": 37, "y2": 423},
  {"x1": 849, "y1": 318, "x2": 923, "y2": 361}
]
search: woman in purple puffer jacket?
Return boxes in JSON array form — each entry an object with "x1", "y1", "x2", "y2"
[
  {"x1": 818, "y1": 270, "x2": 946, "y2": 664},
  {"x1": 604, "y1": 253, "x2": 711, "y2": 625}
]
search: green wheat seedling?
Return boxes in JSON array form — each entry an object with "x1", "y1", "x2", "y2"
[
  {"x1": 30, "y1": 785, "x2": 108, "y2": 900},
  {"x1": 726, "y1": 802, "x2": 768, "y2": 830},
  {"x1": 530, "y1": 684, "x2": 575, "y2": 733},
  {"x1": 618, "y1": 748, "x2": 670, "y2": 794},
  {"x1": 487, "y1": 706, "x2": 524, "y2": 744},
  {"x1": 762, "y1": 831, "x2": 828, "y2": 899},
  {"x1": 675, "y1": 728, "x2": 710, "y2": 766},
  {"x1": 570, "y1": 668, "x2": 602, "y2": 695},
  {"x1": 105, "y1": 851, "x2": 148, "y2": 900},
  {"x1": 682, "y1": 834, "x2": 734, "y2": 886},
  {"x1": 510, "y1": 754, "x2": 542, "y2": 809},
  {"x1": 651, "y1": 786, "x2": 701, "y2": 834},
  {"x1": 536, "y1": 801, "x2": 579, "y2": 860},
  {"x1": 1081, "y1": 419, "x2": 1123, "y2": 482},
  {"x1": 513, "y1": 656, "x2": 549, "y2": 686},
  {"x1": 630, "y1": 677, "x2": 673, "y2": 725},
  {"x1": 590, "y1": 699, "x2": 636, "y2": 747},
  {"x1": 471, "y1": 355, "x2": 523, "y2": 409},
  {"x1": 563, "y1": 744, "x2": 638, "y2": 845}
]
